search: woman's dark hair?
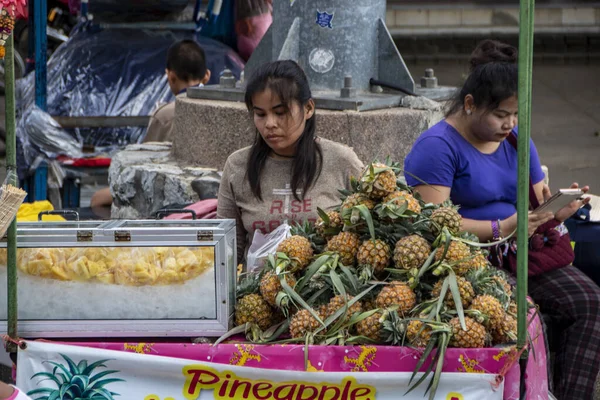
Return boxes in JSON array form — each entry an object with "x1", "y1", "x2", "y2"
[
  {"x1": 244, "y1": 60, "x2": 322, "y2": 201},
  {"x1": 446, "y1": 40, "x2": 518, "y2": 117}
]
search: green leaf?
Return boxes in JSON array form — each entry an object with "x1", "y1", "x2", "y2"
[
  {"x1": 355, "y1": 205, "x2": 376, "y2": 240},
  {"x1": 406, "y1": 338, "x2": 437, "y2": 391},
  {"x1": 45, "y1": 361, "x2": 72, "y2": 380},
  {"x1": 60, "y1": 354, "x2": 81, "y2": 376},
  {"x1": 304, "y1": 336, "x2": 310, "y2": 371},
  {"x1": 71, "y1": 375, "x2": 90, "y2": 390},
  {"x1": 88, "y1": 370, "x2": 121, "y2": 386},
  {"x1": 76, "y1": 360, "x2": 88, "y2": 374},
  {"x1": 31, "y1": 372, "x2": 62, "y2": 387},
  {"x1": 90, "y1": 378, "x2": 125, "y2": 389},
  {"x1": 82, "y1": 360, "x2": 111, "y2": 376},
  {"x1": 26, "y1": 388, "x2": 55, "y2": 396},
  {"x1": 317, "y1": 286, "x2": 377, "y2": 335},
  {"x1": 448, "y1": 272, "x2": 466, "y2": 330},
  {"x1": 213, "y1": 323, "x2": 250, "y2": 346},
  {"x1": 418, "y1": 248, "x2": 438, "y2": 279},
  {"x1": 296, "y1": 254, "x2": 332, "y2": 292},
  {"x1": 316, "y1": 207, "x2": 330, "y2": 223},
  {"x1": 87, "y1": 387, "x2": 117, "y2": 400},
  {"x1": 56, "y1": 373, "x2": 69, "y2": 385},
  {"x1": 435, "y1": 278, "x2": 450, "y2": 317},
  {"x1": 280, "y1": 276, "x2": 324, "y2": 326},
  {"x1": 260, "y1": 320, "x2": 291, "y2": 343},
  {"x1": 48, "y1": 392, "x2": 60, "y2": 400},
  {"x1": 338, "y1": 265, "x2": 359, "y2": 294},
  {"x1": 60, "y1": 383, "x2": 78, "y2": 399},
  {"x1": 329, "y1": 269, "x2": 346, "y2": 298},
  {"x1": 426, "y1": 333, "x2": 450, "y2": 400}
]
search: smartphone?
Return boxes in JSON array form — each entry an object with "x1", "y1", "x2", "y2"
[{"x1": 532, "y1": 189, "x2": 584, "y2": 214}]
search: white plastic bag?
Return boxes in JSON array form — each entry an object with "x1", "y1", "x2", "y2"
[{"x1": 246, "y1": 223, "x2": 291, "y2": 272}]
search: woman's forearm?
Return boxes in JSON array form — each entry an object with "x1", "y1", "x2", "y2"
[
  {"x1": 461, "y1": 218, "x2": 495, "y2": 242},
  {"x1": 461, "y1": 216, "x2": 516, "y2": 242},
  {"x1": 0, "y1": 382, "x2": 15, "y2": 399}
]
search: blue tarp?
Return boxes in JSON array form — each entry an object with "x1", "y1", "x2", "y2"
[{"x1": 16, "y1": 22, "x2": 244, "y2": 178}]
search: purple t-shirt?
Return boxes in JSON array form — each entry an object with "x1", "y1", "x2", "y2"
[{"x1": 404, "y1": 120, "x2": 545, "y2": 221}]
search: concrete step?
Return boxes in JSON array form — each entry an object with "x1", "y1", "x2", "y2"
[{"x1": 385, "y1": 2, "x2": 600, "y2": 37}]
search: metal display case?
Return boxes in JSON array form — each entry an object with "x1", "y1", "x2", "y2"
[{"x1": 0, "y1": 219, "x2": 236, "y2": 338}]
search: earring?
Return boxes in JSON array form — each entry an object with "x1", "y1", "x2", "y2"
[{"x1": 466, "y1": 109, "x2": 472, "y2": 115}]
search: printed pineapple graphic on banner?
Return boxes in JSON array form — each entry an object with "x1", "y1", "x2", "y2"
[{"x1": 27, "y1": 354, "x2": 124, "y2": 400}]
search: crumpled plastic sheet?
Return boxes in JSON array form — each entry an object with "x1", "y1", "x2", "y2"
[
  {"x1": 18, "y1": 106, "x2": 83, "y2": 162},
  {"x1": 16, "y1": 21, "x2": 244, "y2": 179}
]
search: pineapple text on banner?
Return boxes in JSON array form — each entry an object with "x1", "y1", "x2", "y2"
[{"x1": 17, "y1": 341, "x2": 503, "y2": 400}]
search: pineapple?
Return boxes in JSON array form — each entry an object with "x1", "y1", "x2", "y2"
[
  {"x1": 325, "y1": 232, "x2": 361, "y2": 266},
  {"x1": 362, "y1": 296, "x2": 377, "y2": 312},
  {"x1": 259, "y1": 271, "x2": 297, "y2": 307},
  {"x1": 289, "y1": 309, "x2": 322, "y2": 338},
  {"x1": 432, "y1": 276, "x2": 475, "y2": 309},
  {"x1": 393, "y1": 235, "x2": 431, "y2": 270},
  {"x1": 356, "y1": 311, "x2": 384, "y2": 341},
  {"x1": 493, "y1": 275, "x2": 513, "y2": 298},
  {"x1": 468, "y1": 250, "x2": 489, "y2": 271},
  {"x1": 449, "y1": 316, "x2": 487, "y2": 348},
  {"x1": 406, "y1": 320, "x2": 433, "y2": 347},
  {"x1": 435, "y1": 241, "x2": 471, "y2": 275},
  {"x1": 469, "y1": 295, "x2": 505, "y2": 333},
  {"x1": 383, "y1": 191, "x2": 422, "y2": 214},
  {"x1": 357, "y1": 239, "x2": 391, "y2": 275},
  {"x1": 235, "y1": 294, "x2": 273, "y2": 330},
  {"x1": 492, "y1": 313, "x2": 517, "y2": 344},
  {"x1": 277, "y1": 235, "x2": 314, "y2": 272},
  {"x1": 359, "y1": 163, "x2": 397, "y2": 199},
  {"x1": 325, "y1": 295, "x2": 363, "y2": 322},
  {"x1": 465, "y1": 267, "x2": 512, "y2": 309},
  {"x1": 376, "y1": 281, "x2": 416, "y2": 315},
  {"x1": 340, "y1": 193, "x2": 376, "y2": 213},
  {"x1": 430, "y1": 207, "x2": 462, "y2": 236},
  {"x1": 315, "y1": 211, "x2": 343, "y2": 239}
]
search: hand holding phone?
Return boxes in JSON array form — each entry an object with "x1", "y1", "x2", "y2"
[{"x1": 533, "y1": 188, "x2": 584, "y2": 215}]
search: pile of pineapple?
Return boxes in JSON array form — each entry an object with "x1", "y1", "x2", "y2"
[{"x1": 234, "y1": 162, "x2": 519, "y2": 353}]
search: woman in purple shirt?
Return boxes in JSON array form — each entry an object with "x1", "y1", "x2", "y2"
[{"x1": 405, "y1": 40, "x2": 600, "y2": 399}]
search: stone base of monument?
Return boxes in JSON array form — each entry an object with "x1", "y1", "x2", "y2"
[
  {"x1": 109, "y1": 142, "x2": 220, "y2": 219},
  {"x1": 110, "y1": 96, "x2": 443, "y2": 218},
  {"x1": 171, "y1": 96, "x2": 444, "y2": 170}
]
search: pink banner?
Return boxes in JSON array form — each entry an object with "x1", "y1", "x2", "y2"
[{"x1": 57, "y1": 311, "x2": 546, "y2": 400}]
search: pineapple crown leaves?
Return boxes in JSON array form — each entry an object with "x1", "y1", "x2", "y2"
[
  {"x1": 265, "y1": 252, "x2": 294, "y2": 274},
  {"x1": 236, "y1": 270, "x2": 263, "y2": 299},
  {"x1": 28, "y1": 355, "x2": 123, "y2": 400},
  {"x1": 465, "y1": 267, "x2": 512, "y2": 308},
  {"x1": 289, "y1": 220, "x2": 316, "y2": 237},
  {"x1": 404, "y1": 320, "x2": 452, "y2": 400},
  {"x1": 295, "y1": 253, "x2": 337, "y2": 293},
  {"x1": 341, "y1": 204, "x2": 376, "y2": 240},
  {"x1": 316, "y1": 285, "x2": 377, "y2": 336},
  {"x1": 374, "y1": 199, "x2": 412, "y2": 221},
  {"x1": 278, "y1": 274, "x2": 324, "y2": 327},
  {"x1": 357, "y1": 161, "x2": 397, "y2": 194},
  {"x1": 381, "y1": 310, "x2": 407, "y2": 345},
  {"x1": 432, "y1": 273, "x2": 467, "y2": 330}
]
